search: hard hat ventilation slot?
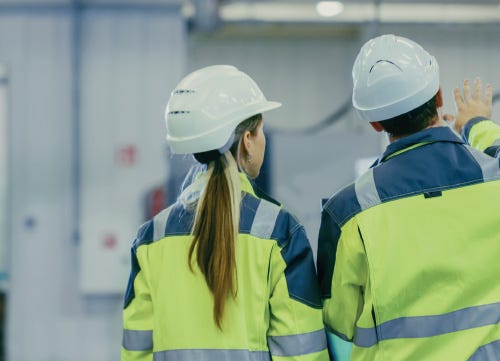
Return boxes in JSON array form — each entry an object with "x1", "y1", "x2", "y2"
[
  {"x1": 174, "y1": 89, "x2": 195, "y2": 94},
  {"x1": 168, "y1": 111, "x2": 191, "y2": 115},
  {"x1": 369, "y1": 60, "x2": 403, "y2": 73}
]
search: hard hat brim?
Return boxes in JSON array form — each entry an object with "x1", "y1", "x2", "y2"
[{"x1": 167, "y1": 100, "x2": 282, "y2": 154}]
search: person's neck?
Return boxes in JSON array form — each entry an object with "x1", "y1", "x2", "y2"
[{"x1": 387, "y1": 118, "x2": 447, "y2": 143}]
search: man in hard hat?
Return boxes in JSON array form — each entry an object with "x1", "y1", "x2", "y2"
[{"x1": 317, "y1": 34, "x2": 500, "y2": 360}]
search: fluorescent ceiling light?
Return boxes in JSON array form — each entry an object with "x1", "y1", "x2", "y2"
[
  {"x1": 316, "y1": 1, "x2": 344, "y2": 18},
  {"x1": 217, "y1": 2, "x2": 500, "y2": 24}
]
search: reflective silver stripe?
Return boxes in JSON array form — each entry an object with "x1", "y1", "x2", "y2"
[
  {"x1": 466, "y1": 145, "x2": 500, "y2": 180},
  {"x1": 153, "y1": 349, "x2": 271, "y2": 361},
  {"x1": 354, "y1": 168, "x2": 381, "y2": 211},
  {"x1": 493, "y1": 139, "x2": 500, "y2": 147},
  {"x1": 250, "y1": 199, "x2": 280, "y2": 239},
  {"x1": 468, "y1": 340, "x2": 500, "y2": 361},
  {"x1": 355, "y1": 302, "x2": 500, "y2": 348},
  {"x1": 268, "y1": 329, "x2": 327, "y2": 357},
  {"x1": 122, "y1": 329, "x2": 153, "y2": 351},
  {"x1": 153, "y1": 207, "x2": 172, "y2": 242}
]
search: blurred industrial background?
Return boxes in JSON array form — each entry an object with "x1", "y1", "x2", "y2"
[{"x1": 0, "y1": 0, "x2": 499, "y2": 360}]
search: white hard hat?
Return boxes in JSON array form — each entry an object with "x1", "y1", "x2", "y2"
[
  {"x1": 165, "y1": 65, "x2": 281, "y2": 154},
  {"x1": 352, "y1": 34, "x2": 439, "y2": 122}
]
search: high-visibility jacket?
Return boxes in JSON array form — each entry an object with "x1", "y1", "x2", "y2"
[
  {"x1": 122, "y1": 173, "x2": 329, "y2": 361},
  {"x1": 464, "y1": 117, "x2": 500, "y2": 158},
  {"x1": 318, "y1": 120, "x2": 500, "y2": 361}
]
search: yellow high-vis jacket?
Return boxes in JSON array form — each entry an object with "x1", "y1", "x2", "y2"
[
  {"x1": 318, "y1": 120, "x2": 500, "y2": 361},
  {"x1": 122, "y1": 173, "x2": 329, "y2": 361},
  {"x1": 464, "y1": 117, "x2": 500, "y2": 158}
]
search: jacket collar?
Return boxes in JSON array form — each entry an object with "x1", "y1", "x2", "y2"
[
  {"x1": 239, "y1": 172, "x2": 257, "y2": 196},
  {"x1": 239, "y1": 172, "x2": 281, "y2": 206},
  {"x1": 376, "y1": 126, "x2": 464, "y2": 165}
]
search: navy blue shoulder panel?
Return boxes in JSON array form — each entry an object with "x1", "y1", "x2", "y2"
[
  {"x1": 133, "y1": 220, "x2": 154, "y2": 247},
  {"x1": 374, "y1": 141, "x2": 484, "y2": 203},
  {"x1": 270, "y1": 210, "x2": 322, "y2": 309},
  {"x1": 161, "y1": 194, "x2": 264, "y2": 237},
  {"x1": 142, "y1": 194, "x2": 264, "y2": 239},
  {"x1": 164, "y1": 202, "x2": 194, "y2": 237},
  {"x1": 323, "y1": 183, "x2": 361, "y2": 227},
  {"x1": 239, "y1": 193, "x2": 260, "y2": 233},
  {"x1": 124, "y1": 220, "x2": 154, "y2": 308},
  {"x1": 324, "y1": 141, "x2": 485, "y2": 229}
]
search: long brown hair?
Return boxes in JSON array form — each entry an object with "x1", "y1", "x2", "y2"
[{"x1": 188, "y1": 114, "x2": 262, "y2": 329}]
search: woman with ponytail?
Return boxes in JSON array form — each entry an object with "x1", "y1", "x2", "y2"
[{"x1": 122, "y1": 66, "x2": 328, "y2": 361}]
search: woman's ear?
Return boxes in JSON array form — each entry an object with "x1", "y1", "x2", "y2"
[{"x1": 241, "y1": 130, "x2": 252, "y2": 154}]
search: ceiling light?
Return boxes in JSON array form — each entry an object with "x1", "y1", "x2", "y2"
[{"x1": 316, "y1": 1, "x2": 344, "y2": 17}]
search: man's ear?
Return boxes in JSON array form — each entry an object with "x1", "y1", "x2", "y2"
[
  {"x1": 436, "y1": 88, "x2": 443, "y2": 108},
  {"x1": 370, "y1": 121, "x2": 385, "y2": 132}
]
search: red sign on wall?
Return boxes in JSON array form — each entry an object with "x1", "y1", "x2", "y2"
[
  {"x1": 102, "y1": 233, "x2": 118, "y2": 250},
  {"x1": 115, "y1": 145, "x2": 138, "y2": 166}
]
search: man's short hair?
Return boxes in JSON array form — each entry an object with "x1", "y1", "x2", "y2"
[{"x1": 378, "y1": 93, "x2": 438, "y2": 137}]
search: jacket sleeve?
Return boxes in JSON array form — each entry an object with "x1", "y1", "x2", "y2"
[
  {"x1": 462, "y1": 117, "x2": 500, "y2": 158},
  {"x1": 267, "y1": 216, "x2": 329, "y2": 361},
  {"x1": 317, "y1": 208, "x2": 368, "y2": 344},
  {"x1": 122, "y1": 225, "x2": 154, "y2": 361}
]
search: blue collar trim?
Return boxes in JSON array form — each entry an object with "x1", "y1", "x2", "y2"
[{"x1": 377, "y1": 127, "x2": 463, "y2": 165}]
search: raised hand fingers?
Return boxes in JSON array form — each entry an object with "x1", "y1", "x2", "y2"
[
  {"x1": 473, "y1": 77, "x2": 483, "y2": 101},
  {"x1": 485, "y1": 83, "x2": 493, "y2": 107},
  {"x1": 453, "y1": 87, "x2": 464, "y2": 109},
  {"x1": 463, "y1": 79, "x2": 471, "y2": 100},
  {"x1": 450, "y1": 77, "x2": 493, "y2": 134},
  {"x1": 455, "y1": 78, "x2": 491, "y2": 107}
]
